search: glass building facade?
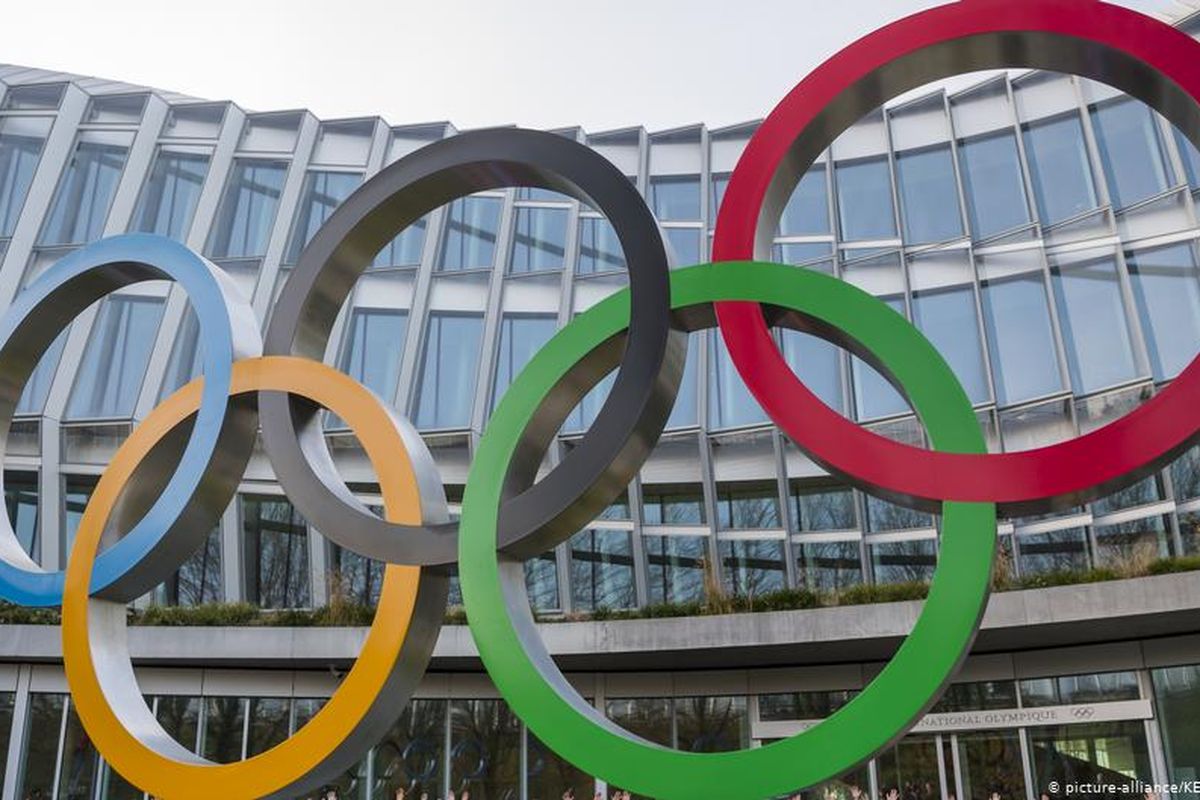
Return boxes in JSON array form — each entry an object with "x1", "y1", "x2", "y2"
[{"x1": 4, "y1": 16, "x2": 1200, "y2": 794}]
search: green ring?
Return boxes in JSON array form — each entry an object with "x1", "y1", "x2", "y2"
[{"x1": 460, "y1": 261, "x2": 996, "y2": 799}]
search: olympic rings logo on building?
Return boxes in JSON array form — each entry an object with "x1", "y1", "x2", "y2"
[{"x1": 0, "y1": 1, "x2": 1195, "y2": 797}]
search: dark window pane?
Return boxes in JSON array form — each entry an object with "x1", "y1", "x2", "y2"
[
  {"x1": 715, "y1": 483, "x2": 780, "y2": 530},
  {"x1": 524, "y1": 551, "x2": 560, "y2": 612},
  {"x1": 674, "y1": 696, "x2": 748, "y2": 752},
  {"x1": 796, "y1": 540, "x2": 863, "y2": 592},
  {"x1": 605, "y1": 698, "x2": 671, "y2": 747},
  {"x1": 1029, "y1": 721, "x2": 1152, "y2": 792},
  {"x1": 242, "y1": 495, "x2": 310, "y2": 609},
  {"x1": 329, "y1": 309, "x2": 407, "y2": 428},
  {"x1": 245, "y1": 698, "x2": 290, "y2": 758},
  {"x1": 570, "y1": 528, "x2": 635, "y2": 611},
  {"x1": 154, "y1": 695, "x2": 199, "y2": 753},
  {"x1": 155, "y1": 528, "x2": 221, "y2": 606},
  {"x1": 642, "y1": 485, "x2": 706, "y2": 526},
  {"x1": 644, "y1": 534, "x2": 708, "y2": 605},
  {"x1": 57, "y1": 704, "x2": 99, "y2": 800},
  {"x1": 791, "y1": 484, "x2": 856, "y2": 532},
  {"x1": 1017, "y1": 527, "x2": 1091, "y2": 576},
  {"x1": 5, "y1": 471, "x2": 39, "y2": 560},
  {"x1": 201, "y1": 697, "x2": 245, "y2": 763},
  {"x1": 719, "y1": 538, "x2": 785, "y2": 596},
  {"x1": 870, "y1": 537, "x2": 936, "y2": 584},
  {"x1": 372, "y1": 699, "x2": 447, "y2": 798},
  {"x1": 1153, "y1": 665, "x2": 1200, "y2": 791},
  {"x1": 449, "y1": 700, "x2": 520, "y2": 798},
  {"x1": 17, "y1": 694, "x2": 64, "y2": 800}
]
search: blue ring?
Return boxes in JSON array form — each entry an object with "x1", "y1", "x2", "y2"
[{"x1": 0, "y1": 235, "x2": 248, "y2": 606}]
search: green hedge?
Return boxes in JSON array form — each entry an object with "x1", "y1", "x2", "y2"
[{"x1": 0, "y1": 555, "x2": 1195, "y2": 628}]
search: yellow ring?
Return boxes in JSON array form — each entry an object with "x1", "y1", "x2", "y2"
[{"x1": 62, "y1": 356, "x2": 429, "y2": 799}]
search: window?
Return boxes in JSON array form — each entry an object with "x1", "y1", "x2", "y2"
[
  {"x1": 666, "y1": 333, "x2": 699, "y2": 428},
  {"x1": 1050, "y1": 255, "x2": 1138, "y2": 394},
  {"x1": 509, "y1": 206, "x2": 568, "y2": 273},
  {"x1": 851, "y1": 298, "x2": 908, "y2": 420},
  {"x1": 413, "y1": 313, "x2": 483, "y2": 429},
  {"x1": 577, "y1": 216, "x2": 625, "y2": 274},
  {"x1": 283, "y1": 170, "x2": 361, "y2": 263},
  {"x1": 131, "y1": 147, "x2": 210, "y2": 241},
  {"x1": 715, "y1": 483, "x2": 780, "y2": 530},
  {"x1": 4, "y1": 472, "x2": 38, "y2": 559},
  {"x1": 796, "y1": 540, "x2": 862, "y2": 591},
  {"x1": 525, "y1": 551, "x2": 560, "y2": 611},
  {"x1": 835, "y1": 156, "x2": 896, "y2": 240},
  {"x1": 40, "y1": 136, "x2": 129, "y2": 245},
  {"x1": 865, "y1": 494, "x2": 932, "y2": 533},
  {"x1": 895, "y1": 145, "x2": 963, "y2": 243},
  {"x1": 206, "y1": 159, "x2": 288, "y2": 258},
  {"x1": 372, "y1": 700, "x2": 448, "y2": 798},
  {"x1": 66, "y1": 296, "x2": 164, "y2": 419},
  {"x1": 491, "y1": 314, "x2": 556, "y2": 411},
  {"x1": 437, "y1": 196, "x2": 502, "y2": 270},
  {"x1": 202, "y1": 697, "x2": 245, "y2": 763},
  {"x1": 664, "y1": 227, "x2": 702, "y2": 265},
  {"x1": 561, "y1": 369, "x2": 614, "y2": 433},
  {"x1": 373, "y1": 218, "x2": 427, "y2": 268},
  {"x1": 644, "y1": 533, "x2": 708, "y2": 604},
  {"x1": 759, "y1": 689, "x2": 858, "y2": 721},
  {"x1": 870, "y1": 537, "x2": 937, "y2": 584},
  {"x1": 1020, "y1": 671, "x2": 1140, "y2": 707},
  {"x1": 0, "y1": 116, "x2": 51, "y2": 237},
  {"x1": 720, "y1": 538, "x2": 786, "y2": 596},
  {"x1": 63, "y1": 476, "x2": 95, "y2": 557},
  {"x1": 154, "y1": 695, "x2": 200, "y2": 753},
  {"x1": 642, "y1": 484, "x2": 705, "y2": 525},
  {"x1": 246, "y1": 698, "x2": 290, "y2": 758},
  {"x1": 16, "y1": 330, "x2": 66, "y2": 414},
  {"x1": 1022, "y1": 114, "x2": 1098, "y2": 224},
  {"x1": 154, "y1": 529, "x2": 221, "y2": 606},
  {"x1": 2, "y1": 84, "x2": 64, "y2": 111},
  {"x1": 675, "y1": 696, "x2": 749, "y2": 752},
  {"x1": 791, "y1": 484, "x2": 856, "y2": 531},
  {"x1": 242, "y1": 495, "x2": 311, "y2": 609},
  {"x1": 605, "y1": 697, "x2": 672, "y2": 747},
  {"x1": 1126, "y1": 242, "x2": 1200, "y2": 380},
  {"x1": 159, "y1": 308, "x2": 201, "y2": 400},
  {"x1": 449, "y1": 700, "x2": 520, "y2": 798},
  {"x1": 709, "y1": 329, "x2": 767, "y2": 428},
  {"x1": 17, "y1": 694, "x2": 66, "y2": 799},
  {"x1": 1153, "y1": 665, "x2": 1200, "y2": 790},
  {"x1": 570, "y1": 528, "x2": 635, "y2": 611},
  {"x1": 711, "y1": 173, "x2": 730, "y2": 218},
  {"x1": 1089, "y1": 99, "x2": 1170, "y2": 208},
  {"x1": 779, "y1": 164, "x2": 830, "y2": 235},
  {"x1": 650, "y1": 175, "x2": 701, "y2": 221},
  {"x1": 1017, "y1": 527, "x2": 1090, "y2": 576},
  {"x1": 330, "y1": 308, "x2": 407, "y2": 427},
  {"x1": 980, "y1": 273, "x2": 1064, "y2": 405},
  {"x1": 1173, "y1": 128, "x2": 1200, "y2": 189},
  {"x1": 779, "y1": 329, "x2": 843, "y2": 412},
  {"x1": 330, "y1": 542, "x2": 383, "y2": 606},
  {"x1": 957, "y1": 130, "x2": 1031, "y2": 238},
  {"x1": 911, "y1": 285, "x2": 990, "y2": 404}
]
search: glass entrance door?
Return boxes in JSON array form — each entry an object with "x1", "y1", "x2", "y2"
[{"x1": 953, "y1": 730, "x2": 1028, "y2": 800}]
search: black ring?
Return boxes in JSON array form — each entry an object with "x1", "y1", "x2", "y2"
[{"x1": 262, "y1": 127, "x2": 684, "y2": 565}]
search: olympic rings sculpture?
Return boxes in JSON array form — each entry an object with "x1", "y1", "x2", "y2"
[{"x1": 0, "y1": 0, "x2": 1194, "y2": 797}]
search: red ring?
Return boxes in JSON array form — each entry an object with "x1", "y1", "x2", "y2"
[{"x1": 712, "y1": 0, "x2": 1200, "y2": 515}]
